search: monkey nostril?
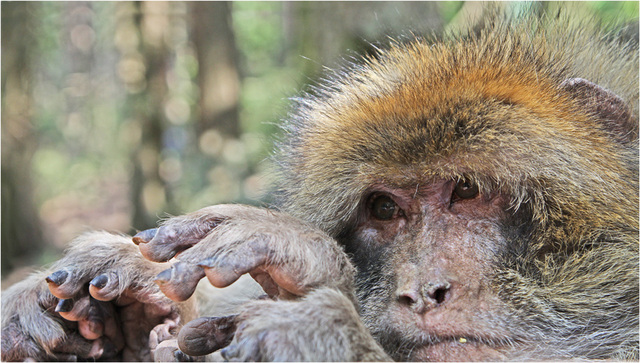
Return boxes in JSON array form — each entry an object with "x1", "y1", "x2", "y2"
[
  {"x1": 424, "y1": 281, "x2": 452, "y2": 305},
  {"x1": 397, "y1": 289, "x2": 428, "y2": 314},
  {"x1": 433, "y1": 287, "x2": 448, "y2": 304},
  {"x1": 397, "y1": 290, "x2": 419, "y2": 306}
]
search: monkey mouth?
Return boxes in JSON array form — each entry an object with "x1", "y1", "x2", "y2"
[
  {"x1": 379, "y1": 305, "x2": 517, "y2": 360},
  {"x1": 407, "y1": 335, "x2": 512, "y2": 361},
  {"x1": 417, "y1": 334, "x2": 509, "y2": 346}
]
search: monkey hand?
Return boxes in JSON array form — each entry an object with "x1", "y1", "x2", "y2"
[
  {"x1": 1, "y1": 232, "x2": 196, "y2": 362},
  {"x1": 133, "y1": 205, "x2": 376, "y2": 360},
  {"x1": 176, "y1": 288, "x2": 390, "y2": 361},
  {"x1": 133, "y1": 204, "x2": 356, "y2": 302}
]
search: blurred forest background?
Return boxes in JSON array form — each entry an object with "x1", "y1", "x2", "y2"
[{"x1": 2, "y1": 1, "x2": 638, "y2": 285}]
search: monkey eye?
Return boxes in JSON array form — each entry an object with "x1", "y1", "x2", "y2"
[
  {"x1": 369, "y1": 194, "x2": 399, "y2": 221},
  {"x1": 453, "y1": 179, "x2": 479, "y2": 200}
]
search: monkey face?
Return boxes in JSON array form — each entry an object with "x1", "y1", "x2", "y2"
[{"x1": 347, "y1": 177, "x2": 520, "y2": 360}]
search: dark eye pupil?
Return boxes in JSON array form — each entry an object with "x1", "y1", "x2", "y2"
[
  {"x1": 372, "y1": 196, "x2": 397, "y2": 220},
  {"x1": 454, "y1": 180, "x2": 479, "y2": 199}
]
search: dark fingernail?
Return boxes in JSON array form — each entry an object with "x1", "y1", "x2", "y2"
[
  {"x1": 174, "y1": 350, "x2": 194, "y2": 362},
  {"x1": 55, "y1": 298, "x2": 74, "y2": 313},
  {"x1": 90, "y1": 275, "x2": 109, "y2": 289},
  {"x1": 155, "y1": 269, "x2": 172, "y2": 284},
  {"x1": 133, "y1": 228, "x2": 158, "y2": 245},
  {"x1": 46, "y1": 270, "x2": 69, "y2": 285}
]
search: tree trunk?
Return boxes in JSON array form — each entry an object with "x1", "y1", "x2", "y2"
[
  {"x1": 121, "y1": 1, "x2": 176, "y2": 230},
  {"x1": 1, "y1": 2, "x2": 48, "y2": 274},
  {"x1": 190, "y1": 1, "x2": 241, "y2": 138}
]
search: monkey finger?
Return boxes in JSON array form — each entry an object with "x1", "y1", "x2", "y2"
[
  {"x1": 88, "y1": 272, "x2": 121, "y2": 301},
  {"x1": 56, "y1": 296, "x2": 91, "y2": 321},
  {"x1": 153, "y1": 339, "x2": 183, "y2": 362},
  {"x1": 250, "y1": 270, "x2": 280, "y2": 297},
  {"x1": 52, "y1": 333, "x2": 106, "y2": 359},
  {"x1": 132, "y1": 227, "x2": 158, "y2": 245},
  {"x1": 78, "y1": 298, "x2": 109, "y2": 340},
  {"x1": 155, "y1": 262, "x2": 206, "y2": 301},
  {"x1": 198, "y1": 250, "x2": 267, "y2": 289},
  {"x1": 153, "y1": 339, "x2": 200, "y2": 362},
  {"x1": 134, "y1": 224, "x2": 207, "y2": 262},
  {"x1": 249, "y1": 269, "x2": 300, "y2": 299},
  {"x1": 101, "y1": 302, "x2": 125, "y2": 351},
  {"x1": 149, "y1": 320, "x2": 179, "y2": 350},
  {"x1": 78, "y1": 319, "x2": 104, "y2": 340},
  {"x1": 46, "y1": 269, "x2": 87, "y2": 299},
  {"x1": 263, "y1": 265, "x2": 308, "y2": 297},
  {"x1": 137, "y1": 236, "x2": 177, "y2": 263},
  {"x1": 178, "y1": 316, "x2": 237, "y2": 357}
]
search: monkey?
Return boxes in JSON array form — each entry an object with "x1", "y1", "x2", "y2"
[{"x1": 2, "y1": 8, "x2": 638, "y2": 362}]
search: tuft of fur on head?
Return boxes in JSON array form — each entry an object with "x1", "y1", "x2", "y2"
[
  {"x1": 273, "y1": 8, "x2": 638, "y2": 360},
  {"x1": 274, "y1": 9, "x2": 638, "y2": 236}
]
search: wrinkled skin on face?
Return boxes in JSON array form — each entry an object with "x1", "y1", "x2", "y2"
[{"x1": 346, "y1": 179, "x2": 521, "y2": 360}]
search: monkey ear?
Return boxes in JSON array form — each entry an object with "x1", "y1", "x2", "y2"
[{"x1": 560, "y1": 78, "x2": 638, "y2": 143}]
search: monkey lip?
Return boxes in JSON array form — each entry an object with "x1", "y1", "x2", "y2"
[
  {"x1": 414, "y1": 334, "x2": 506, "y2": 348},
  {"x1": 402, "y1": 311, "x2": 513, "y2": 348},
  {"x1": 386, "y1": 303, "x2": 516, "y2": 360},
  {"x1": 409, "y1": 335, "x2": 509, "y2": 361}
]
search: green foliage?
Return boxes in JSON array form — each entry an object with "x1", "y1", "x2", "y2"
[
  {"x1": 589, "y1": 1, "x2": 639, "y2": 24},
  {"x1": 233, "y1": 2, "x2": 285, "y2": 75},
  {"x1": 439, "y1": 1, "x2": 465, "y2": 24}
]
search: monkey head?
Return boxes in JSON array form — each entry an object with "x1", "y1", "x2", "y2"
[{"x1": 275, "y1": 16, "x2": 639, "y2": 361}]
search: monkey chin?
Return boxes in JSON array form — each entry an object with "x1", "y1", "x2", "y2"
[{"x1": 409, "y1": 339, "x2": 508, "y2": 361}]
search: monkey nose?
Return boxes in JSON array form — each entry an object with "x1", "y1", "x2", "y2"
[{"x1": 396, "y1": 281, "x2": 452, "y2": 314}]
